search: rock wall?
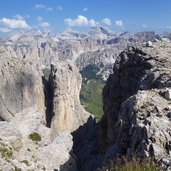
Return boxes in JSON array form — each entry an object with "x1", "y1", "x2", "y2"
[
  {"x1": 100, "y1": 42, "x2": 171, "y2": 168},
  {"x1": 0, "y1": 51, "x2": 45, "y2": 122},
  {"x1": 49, "y1": 60, "x2": 92, "y2": 136}
]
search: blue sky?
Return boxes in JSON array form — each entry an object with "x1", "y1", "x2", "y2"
[{"x1": 0, "y1": 0, "x2": 171, "y2": 33}]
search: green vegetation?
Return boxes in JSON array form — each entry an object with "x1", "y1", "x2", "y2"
[
  {"x1": 29, "y1": 132, "x2": 41, "y2": 143},
  {"x1": 43, "y1": 68, "x2": 51, "y2": 81},
  {"x1": 80, "y1": 65, "x2": 105, "y2": 121},
  {"x1": 27, "y1": 148, "x2": 31, "y2": 152},
  {"x1": 0, "y1": 141, "x2": 13, "y2": 159},
  {"x1": 14, "y1": 166, "x2": 22, "y2": 171},
  {"x1": 22, "y1": 160, "x2": 29, "y2": 166}
]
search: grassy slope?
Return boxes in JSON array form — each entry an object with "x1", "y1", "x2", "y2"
[
  {"x1": 80, "y1": 65, "x2": 105, "y2": 121},
  {"x1": 80, "y1": 79, "x2": 105, "y2": 121}
]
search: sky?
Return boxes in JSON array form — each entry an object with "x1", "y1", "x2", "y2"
[{"x1": 0, "y1": 0, "x2": 171, "y2": 34}]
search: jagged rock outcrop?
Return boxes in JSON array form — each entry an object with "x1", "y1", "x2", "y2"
[
  {"x1": 0, "y1": 50, "x2": 45, "y2": 122},
  {"x1": 0, "y1": 108, "x2": 77, "y2": 171},
  {"x1": 49, "y1": 60, "x2": 92, "y2": 136},
  {"x1": 100, "y1": 41, "x2": 171, "y2": 169}
]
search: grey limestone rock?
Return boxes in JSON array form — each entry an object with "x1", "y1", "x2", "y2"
[
  {"x1": 0, "y1": 53, "x2": 45, "y2": 122},
  {"x1": 100, "y1": 41, "x2": 171, "y2": 168},
  {"x1": 49, "y1": 60, "x2": 93, "y2": 137}
]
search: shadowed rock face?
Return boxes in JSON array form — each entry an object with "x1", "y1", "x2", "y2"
[
  {"x1": 0, "y1": 52, "x2": 45, "y2": 122},
  {"x1": 49, "y1": 60, "x2": 92, "y2": 137},
  {"x1": 99, "y1": 42, "x2": 171, "y2": 168}
]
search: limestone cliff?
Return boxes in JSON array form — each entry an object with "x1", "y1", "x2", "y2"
[
  {"x1": 49, "y1": 60, "x2": 92, "y2": 136},
  {"x1": 99, "y1": 41, "x2": 171, "y2": 169},
  {"x1": 0, "y1": 49, "x2": 45, "y2": 122}
]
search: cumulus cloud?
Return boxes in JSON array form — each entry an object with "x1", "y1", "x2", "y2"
[
  {"x1": 57, "y1": 6, "x2": 63, "y2": 11},
  {"x1": 39, "y1": 22, "x2": 50, "y2": 27},
  {"x1": 0, "y1": 27, "x2": 11, "y2": 33},
  {"x1": 0, "y1": 18, "x2": 30, "y2": 29},
  {"x1": 102, "y1": 18, "x2": 112, "y2": 26},
  {"x1": 64, "y1": 15, "x2": 98, "y2": 27},
  {"x1": 83, "y1": 8, "x2": 88, "y2": 12},
  {"x1": 36, "y1": 16, "x2": 50, "y2": 28},
  {"x1": 35, "y1": 4, "x2": 46, "y2": 9},
  {"x1": 115, "y1": 20, "x2": 123, "y2": 27}
]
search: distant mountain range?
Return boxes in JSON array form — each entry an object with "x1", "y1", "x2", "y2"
[{"x1": 0, "y1": 27, "x2": 170, "y2": 80}]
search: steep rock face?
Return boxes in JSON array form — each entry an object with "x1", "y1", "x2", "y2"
[
  {"x1": 100, "y1": 41, "x2": 171, "y2": 168},
  {"x1": 49, "y1": 60, "x2": 92, "y2": 136},
  {"x1": 0, "y1": 51, "x2": 45, "y2": 122}
]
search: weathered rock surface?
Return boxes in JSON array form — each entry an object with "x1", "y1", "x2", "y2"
[
  {"x1": 100, "y1": 41, "x2": 171, "y2": 169},
  {"x1": 0, "y1": 108, "x2": 77, "y2": 171},
  {"x1": 0, "y1": 51, "x2": 45, "y2": 122},
  {"x1": 49, "y1": 60, "x2": 92, "y2": 136}
]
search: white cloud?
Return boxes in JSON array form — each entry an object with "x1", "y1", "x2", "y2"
[
  {"x1": 36, "y1": 16, "x2": 50, "y2": 28},
  {"x1": 47, "y1": 7, "x2": 53, "y2": 11},
  {"x1": 83, "y1": 8, "x2": 88, "y2": 12},
  {"x1": 142, "y1": 24, "x2": 147, "y2": 28},
  {"x1": 0, "y1": 27, "x2": 11, "y2": 33},
  {"x1": 102, "y1": 18, "x2": 112, "y2": 26},
  {"x1": 39, "y1": 22, "x2": 50, "y2": 27},
  {"x1": 115, "y1": 20, "x2": 123, "y2": 27},
  {"x1": 35, "y1": 4, "x2": 46, "y2": 9},
  {"x1": 0, "y1": 18, "x2": 30, "y2": 29},
  {"x1": 64, "y1": 15, "x2": 98, "y2": 27},
  {"x1": 57, "y1": 6, "x2": 63, "y2": 11}
]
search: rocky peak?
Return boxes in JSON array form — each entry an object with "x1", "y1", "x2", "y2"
[{"x1": 88, "y1": 26, "x2": 117, "y2": 39}]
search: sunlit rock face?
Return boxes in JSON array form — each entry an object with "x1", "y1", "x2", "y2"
[
  {"x1": 0, "y1": 50, "x2": 45, "y2": 122},
  {"x1": 49, "y1": 60, "x2": 92, "y2": 137}
]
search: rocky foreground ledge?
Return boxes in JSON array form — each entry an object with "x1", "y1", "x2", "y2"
[{"x1": 100, "y1": 41, "x2": 171, "y2": 170}]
